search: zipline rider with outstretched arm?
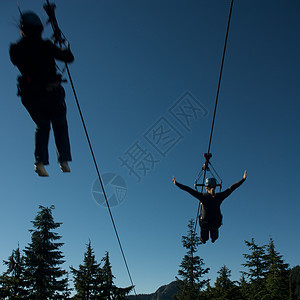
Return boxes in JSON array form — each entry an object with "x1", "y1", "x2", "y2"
[
  {"x1": 9, "y1": 11, "x2": 74, "y2": 177},
  {"x1": 172, "y1": 170, "x2": 247, "y2": 244}
]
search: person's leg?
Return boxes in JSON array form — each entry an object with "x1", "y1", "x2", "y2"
[
  {"x1": 200, "y1": 226, "x2": 209, "y2": 244},
  {"x1": 34, "y1": 118, "x2": 51, "y2": 165},
  {"x1": 50, "y1": 86, "x2": 72, "y2": 164},
  {"x1": 210, "y1": 229, "x2": 219, "y2": 243},
  {"x1": 22, "y1": 95, "x2": 50, "y2": 166}
]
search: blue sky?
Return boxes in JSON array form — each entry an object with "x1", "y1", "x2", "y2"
[{"x1": 0, "y1": 0, "x2": 299, "y2": 295}]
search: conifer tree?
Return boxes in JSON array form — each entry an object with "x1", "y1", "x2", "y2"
[
  {"x1": 24, "y1": 205, "x2": 67, "y2": 299},
  {"x1": 175, "y1": 219, "x2": 209, "y2": 300},
  {"x1": 100, "y1": 251, "x2": 114, "y2": 298},
  {"x1": 289, "y1": 266, "x2": 300, "y2": 300},
  {"x1": 62, "y1": 272, "x2": 72, "y2": 299},
  {"x1": 238, "y1": 273, "x2": 251, "y2": 300},
  {"x1": 70, "y1": 240, "x2": 103, "y2": 299},
  {"x1": 202, "y1": 281, "x2": 214, "y2": 300},
  {"x1": 215, "y1": 265, "x2": 233, "y2": 291},
  {"x1": 264, "y1": 238, "x2": 289, "y2": 299},
  {"x1": 0, "y1": 246, "x2": 28, "y2": 298},
  {"x1": 212, "y1": 265, "x2": 241, "y2": 300},
  {"x1": 242, "y1": 238, "x2": 267, "y2": 299},
  {"x1": 100, "y1": 251, "x2": 133, "y2": 299},
  {"x1": 71, "y1": 244, "x2": 132, "y2": 299}
]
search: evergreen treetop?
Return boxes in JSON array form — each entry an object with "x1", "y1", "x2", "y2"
[
  {"x1": 24, "y1": 205, "x2": 67, "y2": 299},
  {"x1": 175, "y1": 219, "x2": 209, "y2": 300},
  {"x1": 70, "y1": 240, "x2": 103, "y2": 299},
  {"x1": 0, "y1": 245, "x2": 28, "y2": 299}
]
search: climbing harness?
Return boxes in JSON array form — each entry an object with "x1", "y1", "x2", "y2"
[
  {"x1": 194, "y1": 153, "x2": 222, "y2": 191},
  {"x1": 194, "y1": 0, "x2": 234, "y2": 232},
  {"x1": 43, "y1": 1, "x2": 136, "y2": 295}
]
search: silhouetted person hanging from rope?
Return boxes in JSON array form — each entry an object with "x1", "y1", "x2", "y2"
[
  {"x1": 9, "y1": 11, "x2": 74, "y2": 177},
  {"x1": 172, "y1": 170, "x2": 247, "y2": 244}
]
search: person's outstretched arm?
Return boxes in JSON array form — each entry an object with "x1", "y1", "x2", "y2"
[
  {"x1": 172, "y1": 176, "x2": 204, "y2": 200},
  {"x1": 230, "y1": 170, "x2": 247, "y2": 190},
  {"x1": 221, "y1": 170, "x2": 247, "y2": 198}
]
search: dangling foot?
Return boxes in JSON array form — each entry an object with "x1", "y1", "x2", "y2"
[
  {"x1": 60, "y1": 161, "x2": 71, "y2": 173},
  {"x1": 200, "y1": 237, "x2": 206, "y2": 244},
  {"x1": 34, "y1": 163, "x2": 49, "y2": 177}
]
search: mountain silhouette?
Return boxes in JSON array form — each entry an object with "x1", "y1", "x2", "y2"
[{"x1": 126, "y1": 281, "x2": 178, "y2": 300}]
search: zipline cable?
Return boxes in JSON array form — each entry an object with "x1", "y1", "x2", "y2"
[
  {"x1": 65, "y1": 65, "x2": 137, "y2": 296},
  {"x1": 194, "y1": 0, "x2": 234, "y2": 231},
  {"x1": 43, "y1": 1, "x2": 137, "y2": 295}
]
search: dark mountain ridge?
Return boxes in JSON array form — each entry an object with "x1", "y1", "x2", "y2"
[{"x1": 126, "y1": 281, "x2": 178, "y2": 300}]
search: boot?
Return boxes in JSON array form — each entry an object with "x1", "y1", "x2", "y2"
[
  {"x1": 34, "y1": 163, "x2": 49, "y2": 177},
  {"x1": 60, "y1": 161, "x2": 71, "y2": 173}
]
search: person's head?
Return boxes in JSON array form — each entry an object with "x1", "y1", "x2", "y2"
[
  {"x1": 205, "y1": 177, "x2": 217, "y2": 194},
  {"x1": 19, "y1": 11, "x2": 43, "y2": 38}
]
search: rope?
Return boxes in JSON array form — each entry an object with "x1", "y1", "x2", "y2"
[
  {"x1": 209, "y1": 162, "x2": 222, "y2": 184},
  {"x1": 66, "y1": 66, "x2": 137, "y2": 296},
  {"x1": 194, "y1": 0, "x2": 234, "y2": 232},
  {"x1": 43, "y1": 1, "x2": 137, "y2": 295}
]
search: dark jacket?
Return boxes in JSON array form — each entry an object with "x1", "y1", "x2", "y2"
[
  {"x1": 176, "y1": 178, "x2": 245, "y2": 227},
  {"x1": 9, "y1": 37, "x2": 74, "y2": 92}
]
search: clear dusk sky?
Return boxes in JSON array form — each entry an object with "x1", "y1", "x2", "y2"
[{"x1": 0, "y1": 0, "x2": 299, "y2": 295}]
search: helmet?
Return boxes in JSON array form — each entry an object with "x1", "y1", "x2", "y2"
[
  {"x1": 205, "y1": 177, "x2": 217, "y2": 188},
  {"x1": 20, "y1": 11, "x2": 43, "y2": 35}
]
